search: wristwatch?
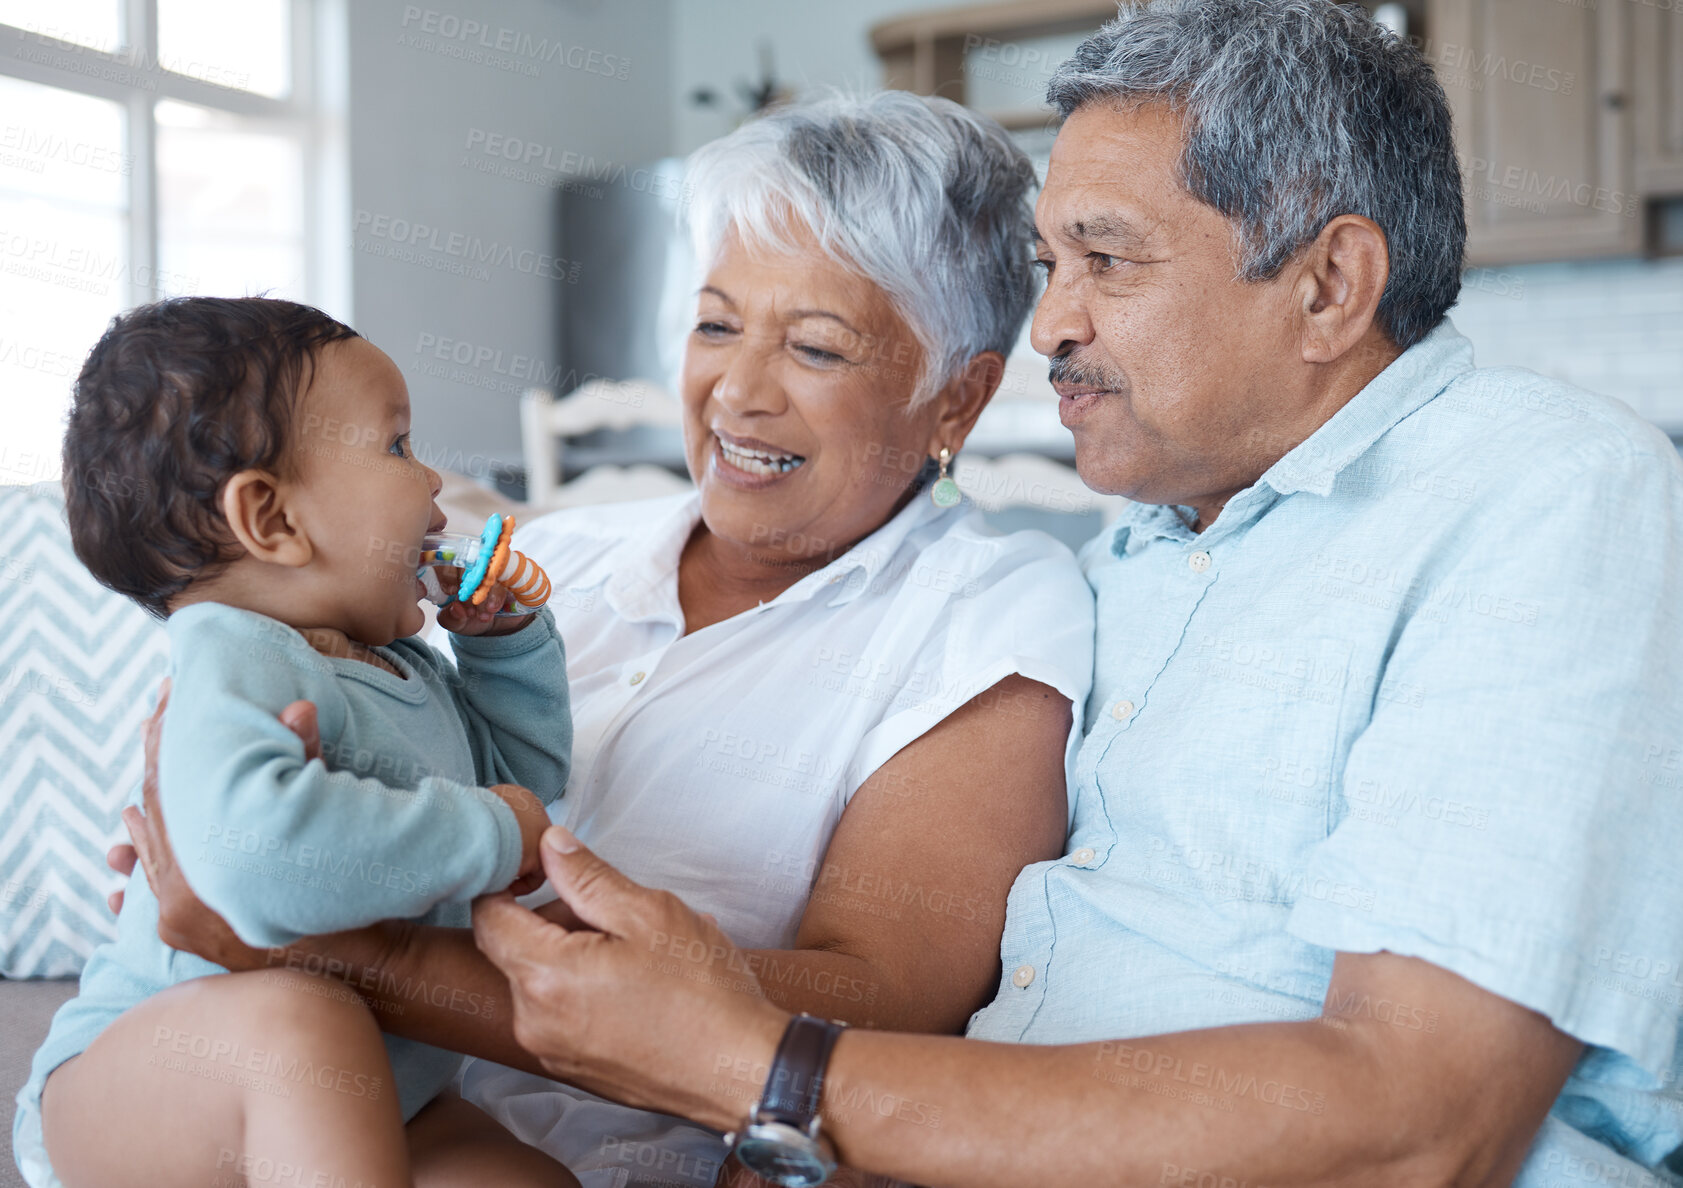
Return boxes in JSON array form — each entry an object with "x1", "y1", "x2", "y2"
[{"x1": 724, "y1": 1013, "x2": 848, "y2": 1186}]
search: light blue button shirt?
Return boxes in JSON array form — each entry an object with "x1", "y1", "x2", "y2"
[{"x1": 968, "y1": 321, "x2": 1683, "y2": 1184}]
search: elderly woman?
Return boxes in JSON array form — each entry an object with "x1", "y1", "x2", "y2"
[{"x1": 113, "y1": 91, "x2": 1093, "y2": 1187}]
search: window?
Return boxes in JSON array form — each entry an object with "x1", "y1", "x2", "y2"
[{"x1": 0, "y1": 0, "x2": 345, "y2": 485}]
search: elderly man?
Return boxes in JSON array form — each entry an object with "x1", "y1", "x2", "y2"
[{"x1": 462, "y1": 1, "x2": 1683, "y2": 1185}]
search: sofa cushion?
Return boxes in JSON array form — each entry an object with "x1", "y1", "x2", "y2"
[
  {"x1": 0, "y1": 468, "x2": 512, "y2": 978},
  {"x1": 0, "y1": 482, "x2": 169, "y2": 978},
  {"x1": 0, "y1": 977, "x2": 78, "y2": 1188}
]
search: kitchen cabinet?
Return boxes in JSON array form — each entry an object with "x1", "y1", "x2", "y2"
[
  {"x1": 870, "y1": 0, "x2": 1117, "y2": 131},
  {"x1": 1634, "y1": 2, "x2": 1683, "y2": 196},
  {"x1": 1429, "y1": 0, "x2": 1642, "y2": 263},
  {"x1": 874, "y1": 0, "x2": 1670, "y2": 263}
]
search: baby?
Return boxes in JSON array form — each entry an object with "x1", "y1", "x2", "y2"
[{"x1": 13, "y1": 297, "x2": 581, "y2": 1188}]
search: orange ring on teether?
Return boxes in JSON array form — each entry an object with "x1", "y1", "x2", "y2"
[
  {"x1": 502, "y1": 553, "x2": 550, "y2": 609},
  {"x1": 471, "y1": 515, "x2": 515, "y2": 606}
]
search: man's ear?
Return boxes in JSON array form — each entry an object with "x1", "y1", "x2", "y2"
[
  {"x1": 218, "y1": 470, "x2": 312, "y2": 567},
  {"x1": 926, "y1": 350, "x2": 1007, "y2": 454},
  {"x1": 1296, "y1": 214, "x2": 1391, "y2": 366}
]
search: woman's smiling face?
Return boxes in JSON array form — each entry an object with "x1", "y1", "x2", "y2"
[{"x1": 681, "y1": 225, "x2": 947, "y2": 564}]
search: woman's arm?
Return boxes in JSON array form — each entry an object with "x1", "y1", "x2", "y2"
[
  {"x1": 284, "y1": 921, "x2": 554, "y2": 1076},
  {"x1": 743, "y1": 672, "x2": 1071, "y2": 1032}
]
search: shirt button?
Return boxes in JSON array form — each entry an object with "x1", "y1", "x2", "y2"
[
  {"x1": 628, "y1": 671, "x2": 646, "y2": 686},
  {"x1": 1012, "y1": 964, "x2": 1036, "y2": 988},
  {"x1": 1189, "y1": 550, "x2": 1212, "y2": 573},
  {"x1": 1071, "y1": 847, "x2": 1096, "y2": 865},
  {"x1": 1111, "y1": 699, "x2": 1135, "y2": 721}
]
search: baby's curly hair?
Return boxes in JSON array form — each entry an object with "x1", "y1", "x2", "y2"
[{"x1": 62, "y1": 296, "x2": 360, "y2": 620}]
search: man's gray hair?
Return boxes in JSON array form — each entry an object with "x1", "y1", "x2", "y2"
[
  {"x1": 685, "y1": 91, "x2": 1038, "y2": 406},
  {"x1": 1049, "y1": 0, "x2": 1465, "y2": 348}
]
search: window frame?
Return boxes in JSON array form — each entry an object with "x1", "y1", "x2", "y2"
[{"x1": 0, "y1": 0, "x2": 346, "y2": 311}]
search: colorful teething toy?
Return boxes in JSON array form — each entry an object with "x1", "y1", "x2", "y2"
[{"x1": 417, "y1": 513, "x2": 551, "y2": 616}]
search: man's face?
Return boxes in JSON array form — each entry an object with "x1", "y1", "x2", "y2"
[{"x1": 1033, "y1": 102, "x2": 1309, "y2": 507}]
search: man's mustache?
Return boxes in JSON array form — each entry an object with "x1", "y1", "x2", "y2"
[{"x1": 1047, "y1": 352, "x2": 1126, "y2": 392}]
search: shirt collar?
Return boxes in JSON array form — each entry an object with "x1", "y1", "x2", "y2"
[
  {"x1": 1098, "y1": 319, "x2": 1476, "y2": 558},
  {"x1": 1261, "y1": 318, "x2": 1475, "y2": 498},
  {"x1": 599, "y1": 491, "x2": 706, "y2": 625},
  {"x1": 598, "y1": 483, "x2": 954, "y2": 622},
  {"x1": 778, "y1": 484, "x2": 953, "y2": 609},
  {"x1": 1106, "y1": 501, "x2": 1196, "y2": 558}
]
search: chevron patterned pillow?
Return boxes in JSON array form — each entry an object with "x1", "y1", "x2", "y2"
[{"x1": 0, "y1": 481, "x2": 170, "y2": 978}]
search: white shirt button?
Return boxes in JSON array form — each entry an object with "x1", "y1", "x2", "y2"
[
  {"x1": 1189, "y1": 550, "x2": 1212, "y2": 573},
  {"x1": 1111, "y1": 699, "x2": 1135, "y2": 721},
  {"x1": 1071, "y1": 847, "x2": 1096, "y2": 865},
  {"x1": 1011, "y1": 964, "x2": 1036, "y2": 988},
  {"x1": 628, "y1": 671, "x2": 646, "y2": 686}
]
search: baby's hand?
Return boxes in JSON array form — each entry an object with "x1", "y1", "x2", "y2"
[
  {"x1": 488, "y1": 783, "x2": 551, "y2": 895},
  {"x1": 437, "y1": 580, "x2": 534, "y2": 638}
]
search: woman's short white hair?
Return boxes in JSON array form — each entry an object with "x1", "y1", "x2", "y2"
[{"x1": 684, "y1": 90, "x2": 1039, "y2": 408}]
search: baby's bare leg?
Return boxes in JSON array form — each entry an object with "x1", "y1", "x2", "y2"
[
  {"x1": 407, "y1": 1089, "x2": 581, "y2": 1188},
  {"x1": 41, "y1": 968, "x2": 409, "y2": 1188}
]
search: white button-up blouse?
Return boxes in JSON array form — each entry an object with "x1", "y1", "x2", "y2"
[
  {"x1": 496, "y1": 486, "x2": 1095, "y2": 950},
  {"x1": 456, "y1": 485, "x2": 1094, "y2": 1186}
]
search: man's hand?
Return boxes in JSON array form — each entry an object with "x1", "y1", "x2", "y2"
[{"x1": 473, "y1": 826, "x2": 788, "y2": 1130}]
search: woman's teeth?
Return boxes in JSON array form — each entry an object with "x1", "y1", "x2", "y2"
[{"x1": 719, "y1": 438, "x2": 805, "y2": 475}]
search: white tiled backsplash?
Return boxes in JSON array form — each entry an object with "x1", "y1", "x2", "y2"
[{"x1": 1450, "y1": 256, "x2": 1683, "y2": 436}]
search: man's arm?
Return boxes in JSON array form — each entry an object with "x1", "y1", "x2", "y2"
[
  {"x1": 812, "y1": 950, "x2": 1579, "y2": 1188},
  {"x1": 475, "y1": 835, "x2": 1583, "y2": 1188}
]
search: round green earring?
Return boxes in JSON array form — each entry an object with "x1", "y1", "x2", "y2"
[{"x1": 930, "y1": 446, "x2": 962, "y2": 508}]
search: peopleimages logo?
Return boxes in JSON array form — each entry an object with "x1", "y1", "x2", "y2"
[
  {"x1": 460, "y1": 130, "x2": 691, "y2": 204},
  {"x1": 399, "y1": 6, "x2": 629, "y2": 79},
  {"x1": 352, "y1": 210, "x2": 581, "y2": 283},
  {"x1": 0, "y1": 125, "x2": 131, "y2": 174}
]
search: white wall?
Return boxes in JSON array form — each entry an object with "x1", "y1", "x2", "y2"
[
  {"x1": 349, "y1": 0, "x2": 673, "y2": 484},
  {"x1": 1451, "y1": 256, "x2": 1683, "y2": 435},
  {"x1": 671, "y1": 0, "x2": 912, "y2": 155}
]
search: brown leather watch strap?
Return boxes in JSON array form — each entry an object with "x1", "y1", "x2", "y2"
[{"x1": 759, "y1": 1014, "x2": 847, "y2": 1126}]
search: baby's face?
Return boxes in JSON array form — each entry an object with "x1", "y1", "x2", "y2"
[{"x1": 289, "y1": 338, "x2": 445, "y2": 644}]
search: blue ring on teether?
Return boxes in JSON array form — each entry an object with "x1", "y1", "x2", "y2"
[{"x1": 456, "y1": 513, "x2": 504, "y2": 604}]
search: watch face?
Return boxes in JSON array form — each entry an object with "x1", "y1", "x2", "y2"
[{"x1": 735, "y1": 1135, "x2": 832, "y2": 1187}]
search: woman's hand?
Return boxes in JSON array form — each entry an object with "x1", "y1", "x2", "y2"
[
  {"x1": 106, "y1": 678, "x2": 317, "y2": 972},
  {"x1": 472, "y1": 827, "x2": 788, "y2": 1132}
]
